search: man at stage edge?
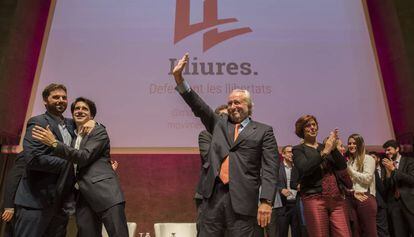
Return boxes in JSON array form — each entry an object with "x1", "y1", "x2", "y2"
[
  {"x1": 13, "y1": 84, "x2": 89, "y2": 237},
  {"x1": 32, "y1": 97, "x2": 128, "y2": 237},
  {"x1": 382, "y1": 139, "x2": 414, "y2": 236}
]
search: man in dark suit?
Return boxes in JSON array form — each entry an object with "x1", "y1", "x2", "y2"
[
  {"x1": 13, "y1": 83, "x2": 78, "y2": 237},
  {"x1": 369, "y1": 151, "x2": 390, "y2": 237},
  {"x1": 274, "y1": 145, "x2": 301, "y2": 237},
  {"x1": 172, "y1": 53, "x2": 279, "y2": 237},
  {"x1": 1, "y1": 152, "x2": 26, "y2": 237},
  {"x1": 382, "y1": 139, "x2": 414, "y2": 236},
  {"x1": 196, "y1": 105, "x2": 228, "y2": 235},
  {"x1": 32, "y1": 97, "x2": 128, "y2": 237},
  {"x1": 195, "y1": 104, "x2": 228, "y2": 209}
]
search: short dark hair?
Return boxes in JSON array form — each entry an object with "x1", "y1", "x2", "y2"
[
  {"x1": 215, "y1": 104, "x2": 228, "y2": 115},
  {"x1": 281, "y1": 145, "x2": 292, "y2": 153},
  {"x1": 71, "y1": 97, "x2": 97, "y2": 118},
  {"x1": 295, "y1": 115, "x2": 318, "y2": 139},
  {"x1": 382, "y1": 139, "x2": 400, "y2": 150},
  {"x1": 42, "y1": 83, "x2": 67, "y2": 101}
]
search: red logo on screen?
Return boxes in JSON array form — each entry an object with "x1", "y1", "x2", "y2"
[{"x1": 174, "y1": 0, "x2": 252, "y2": 52}]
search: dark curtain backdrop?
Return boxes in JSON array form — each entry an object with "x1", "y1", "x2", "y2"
[
  {"x1": 365, "y1": 0, "x2": 414, "y2": 140},
  {"x1": 0, "y1": 0, "x2": 52, "y2": 145}
]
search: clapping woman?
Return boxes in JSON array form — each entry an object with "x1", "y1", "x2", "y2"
[{"x1": 292, "y1": 115, "x2": 351, "y2": 237}]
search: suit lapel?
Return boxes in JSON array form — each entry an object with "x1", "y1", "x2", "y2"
[
  {"x1": 226, "y1": 121, "x2": 235, "y2": 145},
  {"x1": 45, "y1": 113, "x2": 64, "y2": 142},
  {"x1": 65, "y1": 118, "x2": 76, "y2": 138},
  {"x1": 232, "y1": 121, "x2": 256, "y2": 148},
  {"x1": 399, "y1": 156, "x2": 407, "y2": 172},
  {"x1": 79, "y1": 133, "x2": 89, "y2": 149},
  {"x1": 280, "y1": 164, "x2": 287, "y2": 187}
]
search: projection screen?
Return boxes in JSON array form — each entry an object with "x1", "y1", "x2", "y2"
[{"x1": 29, "y1": 0, "x2": 393, "y2": 151}]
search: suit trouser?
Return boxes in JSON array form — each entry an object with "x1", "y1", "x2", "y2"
[
  {"x1": 14, "y1": 204, "x2": 69, "y2": 237},
  {"x1": 278, "y1": 203, "x2": 301, "y2": 237},
  {"x1": 198, "y1": 181, "x2": 263, "y2": 237},
  {"x1": 195, "y1": 196, "x2": 203, "y2": 235},
  {"x1": 376, "y1": 206, "x2": 390, "y2": 237},
  {"x1": 4, "y1": 219, "x2": 15, "y2": 237},
  {"x1": 388, "y1": 198, "x2": 414, "y2": 237},
  {"x1": 302, "y1": 194, "x2": 351, "y2": 237},
  {"x1": 266, "y1": 207, "x2": 282, "y2": 237},
  {"x1": 76, "y1": 194, "x2": 128, "y2": 237},
  {"x1": 266, "y1": 204, "x2": 301, "y2": 237}
]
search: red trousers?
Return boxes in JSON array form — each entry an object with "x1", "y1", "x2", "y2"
[
  {"x1": 351, "y1": 194, "x2": 377, "y2": 237},
  {"x1": 302, "y1": 194, "x2": 351, "y2": 237}
]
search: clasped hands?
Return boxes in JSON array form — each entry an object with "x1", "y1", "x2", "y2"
[
  {"x1": 382, "y1": 158, "x2": 395, "y2": 177},
  {"x1": 321, "y1": 128, "x2": 342, "y2": 157}
]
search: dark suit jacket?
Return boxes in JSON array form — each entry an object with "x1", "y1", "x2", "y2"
[
  {"x1": 14, "y1": 112, "x2": 75, "y2": 209},
  {"x1": 375, "y1": 165, "x2": 387, "y2": 208},
  {"x1": 180, "y1": 89, "x2": 279, "y2": 216},
  {"x1": 53, "y1": 124, "x2": 125, "y2": 212},
  {"x1": 277, "y1": 163, "x2": 299, "y2": 206},
  {"x1": 195, "y1": 130, "x2": 212, "y2": 200},
  {"x1": 2, "y1": 152, "x2": 26, "y2": 208},
  {"x1": 385, "y1": 155, "x2": 414, "y2": 214}
]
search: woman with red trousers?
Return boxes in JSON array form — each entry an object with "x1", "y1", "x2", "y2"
[
  {"x1": 347, "y1": 133, "x2": 377, "y2": 237},
  {"x1": 292, "y1": 115, "x2": 351, "y2": 237}
]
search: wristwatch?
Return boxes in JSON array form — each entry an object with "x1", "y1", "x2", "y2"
[
  {"x1": 51, "y1": 141, "x2": 58, "y2": 148},
  {"x1": 261, "y1": 199, "x2": 272, "y2": 205}
]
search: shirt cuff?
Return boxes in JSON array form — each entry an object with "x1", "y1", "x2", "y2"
[
  {"x1": 175, "y1": 81, "x2": 191, "y2": 94},
  {"x1": 4, "y1": 208, "x2": 14, "y2": 213}
]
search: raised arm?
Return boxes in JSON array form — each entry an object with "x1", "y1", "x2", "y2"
[
  {"x1": 328, "y1": 149, "x2": 348, "y2": 170},
  {"x1": 293, "y1": 145, "x2": 324, "y2": 176},
  {"x1": 172, "y1": 53, "x2": 218, "y2": 133}
]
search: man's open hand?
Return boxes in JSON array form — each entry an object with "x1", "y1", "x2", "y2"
[
  {"x1": 1, "y1": 208, "x2": 14, "y2": 222},
  {"x1": 257, "y1": 202, "x2": 272, "y2": 228},
  {"x1": 172, "y1": 53, "x2": 189, "y2": 85}
]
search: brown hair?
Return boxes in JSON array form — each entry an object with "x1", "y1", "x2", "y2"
[
  {"x1": 281, "y1": 145, "x2": 293, "y2": 153},
  {"x1": 348, "y1": 133, "x2": 366, "y2": 172},
  {"x1": 294, "y1": 115, "x2": 318, "y2": 139},
  {"x1": 42, "y1": 83, "x2": 67, "y2": 101},
  {"x1": 214, "y1": 104, "x2": 228, "y2": 115}
]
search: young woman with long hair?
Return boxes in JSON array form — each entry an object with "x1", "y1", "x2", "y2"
[{"x1": 347, "y1": 133, "x2": 377, "y2": 237}]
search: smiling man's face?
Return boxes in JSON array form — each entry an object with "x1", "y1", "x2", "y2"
[
  {"x1": 72, "y1": 101, "x2": 93, "y2": 126},
  {"x1": 44, "y1": 89, "x2": 67, "y2": 116}
]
